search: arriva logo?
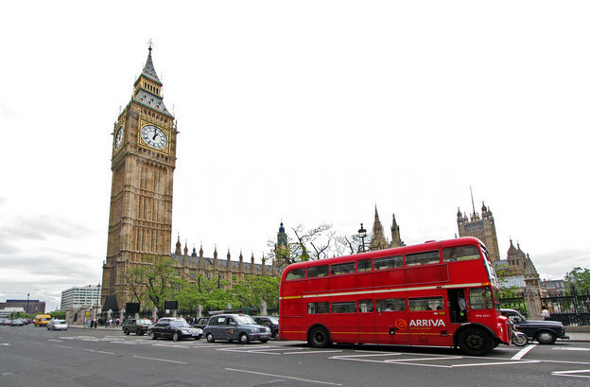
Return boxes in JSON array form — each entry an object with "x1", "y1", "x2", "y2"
[{"x1": 409, "y1": 319, "x2": 446, "y2": 327}]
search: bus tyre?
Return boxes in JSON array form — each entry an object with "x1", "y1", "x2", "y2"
[
  {"x1": 308, "y1": 327, "x2": 330, "y2": 348},
  {"x1": 536, "y1": 330, "x2": 556, "y2": 345},
  {"x1": 458, "y1": 328, "x2": 493, "y2": 356}
]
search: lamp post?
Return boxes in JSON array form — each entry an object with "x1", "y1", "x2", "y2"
[
  {"x1": 26, "y1": 293, "x2": 30, "y2": 315},
  {"x1": 358, "y1": 223, "x2": 367, "y2": 252},
  {"x1": 95, "y1": 283, "x2": 101, "y2": 326}
]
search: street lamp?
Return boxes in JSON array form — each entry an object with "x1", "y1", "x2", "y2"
[
  {"x1": 96, "y1": 284, "x2": 101, "y2": 323},
  {"x1": 358, "y1": 223, "x2": 367, "y2": 252},
  {"x1": 26, "y1": 293, "x2": 30, "y2": 315}
]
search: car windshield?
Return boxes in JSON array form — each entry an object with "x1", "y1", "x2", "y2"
[
  {"x1": 55, "y1": 320, "x2": 66, "y2": 324},
  {"x1": 137, "y1": 319, "x2": 152, "y2": 324},
  {"x1": 236, "y1": 316, "x2": 256, "y2": 325},
  {"x1": 171, "y1": 321, "x2": 191, "y2": 328},
  {"x1": 267, "y1": 316, "x2": 279, "y2": 324}
]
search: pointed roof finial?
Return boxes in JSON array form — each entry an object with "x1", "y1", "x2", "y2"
[{"x1": 148, "y1": 39, "x2": 153, "y2": 52}]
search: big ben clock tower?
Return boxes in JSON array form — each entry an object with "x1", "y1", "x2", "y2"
[{"x1": 102, "y1": 45, "x2": 177, "y2": 310}]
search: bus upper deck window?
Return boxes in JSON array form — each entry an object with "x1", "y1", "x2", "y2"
[
  {"x1": 374, "y1": 255, "x2": 403, "y2": 270},
  {"x1": 406, "y1": 251, "x2": 440, "y2": 266},
  {"x1": 286, "y1": 268, "x2": 305, "y2": 280},
  {"x1": 307, "y1": 265, "x2": 329, "y2": 278},
  {"x1": 443, "y1": 246, "x2": 481, "y2": 262},
  {"x1": 358, "y1": 259, "x2": 372, "y2": 272},
  {"x1": 331, "y1": 262, "x2": 355, "y2": 275}
]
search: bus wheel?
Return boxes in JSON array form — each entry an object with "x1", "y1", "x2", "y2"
[
  {"x1": 308, "y1": 327, "x2": 331, "y2": 348},
  {"x1": 458, "y1": 328, "x2": 493, "y2": 356}
]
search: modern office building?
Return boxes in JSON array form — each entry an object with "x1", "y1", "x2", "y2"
[{"x1": 60, "y1": 285, "x2": 101, "y2": 311}]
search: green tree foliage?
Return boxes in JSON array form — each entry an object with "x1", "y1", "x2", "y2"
[
  {"x1": 231, "y1": 275, "x2": 280, "y2": 311},
  {"x1": 496, "y1": 264, "x2": 521, "y2": 299},
  {"x1": 565, "y1": 267, "x2": 590, "y2": 294},
  {"x1": 122, "y1": 257, "x2": 183, "y2": 311},
  {"x1": 177, "y1": 274, "x2": 232, "y2": 312}
]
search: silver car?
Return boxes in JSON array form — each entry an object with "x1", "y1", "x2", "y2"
[
  {"x1": 47, "y1": 319, "x2": 69, "y2": 331},
  {"x1": 204, "y1": 314, "x2": 270, "y2": 344}
]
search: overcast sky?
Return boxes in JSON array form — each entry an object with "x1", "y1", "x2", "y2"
[{"x1": 1, "y1": 1, "x2": 589, "y2": 311}]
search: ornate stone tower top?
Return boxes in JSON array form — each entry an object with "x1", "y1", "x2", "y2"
[
  {"x1": 456, "y1": 194, "x2": 500, "y2": 262},
  {"x1": 371, "y1": 206, "x2": 388, "y2": 250}
]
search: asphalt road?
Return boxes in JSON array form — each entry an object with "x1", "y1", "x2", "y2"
[{"x1": 1, "y1": 325, "x2": 589, "y2": 387}]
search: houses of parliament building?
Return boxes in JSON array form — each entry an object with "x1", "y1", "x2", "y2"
[{"x1": 101, "y1": 47, "x2": 541, "y2": 311}]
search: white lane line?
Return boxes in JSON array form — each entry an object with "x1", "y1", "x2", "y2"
[
  {"x1": 286, "y1": 350, "x2": 343, "y2": 355},
  {"x1": 511, "y1": 344, "x2": 536, "y2": 360},
  {"x1": 452, "y1": 360, "x2": 540, "y2": 368},
  {"x1": 84, "y1": 349, "x2": 116, "y2": 355},
  {"x1": 52, "y1": 345, "x2": 72, "y2": 349},
  {"x1": 133, "y1": 356, "x2": 188, "y2": 364},
  {"x1": 552, "y1": 369, "x2": 590, "y2": 379},
  {"x1": 226, "y1": 368, "x2": 343, "y2": 386}
]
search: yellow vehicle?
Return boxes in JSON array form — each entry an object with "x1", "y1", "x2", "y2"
[{"x1": 34, "y1": 314, "x2": 52, "y2": 327}]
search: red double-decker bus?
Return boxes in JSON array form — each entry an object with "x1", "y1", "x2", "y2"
[{"x1": 279, "y1": 237, "x2": 511, "y2": 355}]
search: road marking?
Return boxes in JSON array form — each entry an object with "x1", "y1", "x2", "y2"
[
  {"x1": 52, "y1": 345, "x2": 72, "y2": 349},
  {"x1": 226, "y1": 368, "x2": 343, "y2": 386},
  {"x1": 511, "y1": 344, "x2": 536, "y2": 360},
  {"x1": 552, "y1": 347, "x2": 590, "y2": 351},
  {"x1": 452, "y1": 360, "x2": 540, "y2": 368},
  {"x1": 286, "y1": 350, "x2": 343, "y2": 355},
  {"x1": 552, "y1": 369, "x2": 590, "y2": 379},
  {"x1": 84, "y1": 349, "x2": 116, "y2": 355},
  {"x1": 133, "y1": 356, "x2": 187, "y2": 364}
]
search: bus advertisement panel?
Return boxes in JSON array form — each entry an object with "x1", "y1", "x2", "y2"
[{"x1": 279, "y1": 237, "x2": 511, "y2": 356}]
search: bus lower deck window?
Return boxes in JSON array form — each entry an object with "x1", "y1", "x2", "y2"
[
  {"x1": 408, "y1": 297, "x2": 444, "y2": 311},
  {"x1": 308, "y1": 302, "x2": 329, "y2": 314},
  {"x1": 331, "y1": 302, "x2": 356, "y2": 313}
]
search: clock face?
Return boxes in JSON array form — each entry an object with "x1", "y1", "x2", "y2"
[
  {"x1": 141, "y1": 124, "x2": 167, "y2": 150},
  {"x1": 114, "y1": 125, "x2": 124, "y2": 150}
]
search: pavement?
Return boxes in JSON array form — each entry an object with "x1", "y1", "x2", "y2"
[{"x1": 68, "y1": 324, "x2": 590, "y2": 342}]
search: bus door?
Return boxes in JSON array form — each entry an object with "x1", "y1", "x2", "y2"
[
  {"x1": 448, "y1": 289, "x2": 467, "y2": 324},
  {"x1": 375, "y1": 297, "x2": 411, "y2": 345},
  {"x1": 407, "y1": 296, "x2": 449, "y2": 346}
]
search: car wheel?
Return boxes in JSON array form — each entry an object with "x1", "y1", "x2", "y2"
[
  {"x1": 194, "y1": 335, "x2": 201, "y2": 340},
  {"x1": 135, "y1": 330, "x2": 142, "y2": 336},
  {"x1": 124, "y1": 329, "x2": 130, "y2": 335},
  {"x1": 272, "y1": 330, "x2": 279, "y2": 340},
  {"x1": 458, "y1": 328, "x2": 493, "y2": 356},
  {"x1": 172, "y1": 332, "x2": 180, "y2": 341},
  {"x1": 206, "y1": 333, "x2": 215, "y2": 343},
  {"x1": 260, "y1": 339, "x2": 269, "y2": 344},
  {"x1": 149, "y1": 331, "x2": 157, "y2": 340},
  {"x1": 536, "y1": 330, "x2": 557, "y2": 345},
  {"x1": 308, "y1": 326, "x2": 331, "y2": 348},
  {"x1": 239, "y1": 333, "x2": 250, "y2": 344}
]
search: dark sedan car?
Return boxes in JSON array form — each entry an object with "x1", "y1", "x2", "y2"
[
  {"x1": 192, "y1": 317, "x2": 210, "y2": 329},
  {"x1": 204, "y1": 314, "x2": 270, "y2": 344},
  {"x1": 122, "y1": 318, "x2": 153, "y2": 336},
  {"x1": 252, "y1": 316, "x2": 279, "y2": 340},
  {"x1": 148, "y1": 320, "x2": 203, "y2": 341},
  {"x1": 501, "y1": 308, "x2": 569, "y2": 344}
]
